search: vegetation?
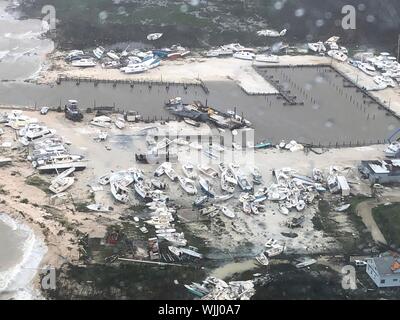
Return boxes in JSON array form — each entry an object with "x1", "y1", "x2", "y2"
[
  {"x1": 372, "y1": 203, "x2": 400, "y2": 248},
  {"x1": 26, "y1": 175, "x2": 50, "y2": 193}
]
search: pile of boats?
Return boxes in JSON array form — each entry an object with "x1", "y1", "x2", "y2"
[
  {"x1": 185, "y1": 276, "x2": 256, "y2": 300},
  {"x1": 165, "y1": 97, "x2": 252, "y2": 130},
  {"x1": 65, "y1": 43, "x2": 190, "y2": 74},
  {"x1": 308, "y1": 36, "x2": 348, "y2": 62},
  {"x1": 90, "y1": 115, "x2": 126, "y2": 130}
]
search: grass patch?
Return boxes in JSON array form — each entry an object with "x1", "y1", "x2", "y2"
[
  {"x1": 372, "y1": 203, "x2": 400, "y2": 248},
  {"x1": 26, "y1": 175, "x2": 50, "y2": 193}
]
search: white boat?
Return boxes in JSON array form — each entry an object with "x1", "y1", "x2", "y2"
[
  {"x1": 242, "y1": 201, "x2": 251, "y2": 214},
  {"x1": 182, "y1": 163, "x2": 197, "y2": 179},
  {"x1": 49, "y1": 177, "x2": 74, "y2": 194},
  {"x1": 90, "y1": 116, "x2": 112, "y2": 128},
  {"x1": 71, "y1": 58, "x2": 97, "y2": 68},
  {"x1": 106, "y1": 50, "x2": 120, "y2": 60},
  {"x1": 134, "y1": 182, "x2": 152, "y2": 201},
  {"x1": 115, "y1": 119, "x2": 126, "y2": 129},
  {"x1": 121, "y1": 64, "x2": 148, "y2": 74},
  {"x1": 140, "y1": 226, "x2": 149, "y2": 234},
  {"x1": 296, "y1": 258, "x2": 317, "y2": 269},
  {"x1": 163, "y1": 163, "x2": 178, "y2": 181},
  {"x1": 205, "y1": 48, "x2": 233, "y2": 57},
  {"x1": 334, "y1": 204, "x2": 351, "y2": 212},
  {"x1": 279, "y1": 204, "x2": 289, "y2": 215},
  {"x1": 358, "y1": 62, "x2": 376, "y2": 76},
  {"x1": 296, "y1": 200, "x2": 306, "y2": 212},
  {"x1": 198, "y1": 165, "x2": 219, "y2": 178},
  {"x1": 233, "y1": 51, "x2": 255, "y2": 61},
  {"x1": 147, "y1": 33, "x2": 163, "y2": 41},
  {"x1": 327, "y1": 50, "x2": 348, "y2": 62},
  {"x1": 154, "y1": 164, "x2": 165, "y2": 177},
  {"x1": 189, "y1": 141, "x2": 203, "y2": 150},
  {"x1": 257, "y1": 29, "x2": 287, "y2": 37},
  {"x1": 93, "y1": 46, "x2": 105, "y2": 59},
  {"x1": 308, "y1": 42, "x2": 326, "y2": 53},
  {"x1": 250, "y1": 202, "x2": 259, "y2": 215},
  {"x1": 255, "y1": 54, "x2": 279, "y2": 63},
  {"x1": 237, "y1": 174, "x2": 253, "y2": 192},
  {"x1": 221, "y1": 171, "x2": 235, "y2": 193},
  {"x1": 255, "y1": 252, "x2": 269, "y2": 266},
  {"x1": 51, "y1": 167, "x2": 76, "y2": 185},
  {"x1": 220, "y1": 206, "x2": 236, "y2": 219},
  {"x1": 110, "y1": 181, "x2": 129, "y2": 203},
  {"x1": 385, "y1": 141, "x2": 400, "y2": 157},
  {"x1": 199, "y1": 177, "x2": 215, "y2": 198},
  {"x1": 178, "y1": 176, "x2": 197, "y2": 195},
  {"x1": 86, "y1": 203, "x2": 112, "y2": 212},
  {"x1": 374, "y1": 75, "x2": 396, "y2": 88}
]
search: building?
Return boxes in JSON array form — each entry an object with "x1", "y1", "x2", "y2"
[
  {"x1": 359, "y1": 160, "x2": 400, "y2": 184},
  {"x1": 366, "y1": 255, "x2": 400, "y2": 288}
]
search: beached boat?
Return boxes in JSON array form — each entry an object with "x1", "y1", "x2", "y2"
[
  {"x1": 198, "y1": 165, "x2": 219, "y2": 178},
  {"x1": 121, "y1": 64, "x2": 148, "y2": 74},
  {"x1": 133, "y1": 182, "x2": 152, "y2": 202},
  {"x1": 151, "y1": 179, "x2": 166, "y2": 190},
  {"x1": 93, "y1": 46, "x2": 105, "y2": 59},
  {"x1": 163, "y1": 163, "x2": 178, "y2": 181},
  {"x1": 327, "y1": 50, "x2": 348, "y2": 62},
  {"x1": 154, "y1": 164, "x2": 165, "y2": 177},
  {"x1": 183, "y1": 118, "x2": 200, "y2": 127},
  {"x1": 194, "y1": 195, "x2": 208, "y2": 207},
  {"x1": 358, "y1": 62, "x2": 376, "y2": 76},
  {"x1": 255, "y1": 140, "x2": 273, "y2": 149},
  {"x1": 255, "y1": 252, "x2": 269, "y2": 266},
  {"x1": 242, "y1": 201, "x2": 251, "y2": 214},
  {"x1": 237, "y1": 174, "x2": 253, "y2": 192},
  {"x1": 279, "y1": 204, "x2": 289, "y2": 215},
  {"x1": 115, "y1": 119, "x2": 126, "y2": 129},
  {"x1": 220, "y1": 206, "x2": 236, "y2": 219},
  {"x1": 178, "y1": 176, "x2": 197, "y2": 195},
  {"x1": 255, "y1": 54, "x2": 279, "y2": 63},
  {"x1": 189, "y1": 141, "x2": 203, "y2": 150},
  {"x1": 182, "y1": 163, "x2": 197, "y2": 180},
  {"x1": 90, "y1": 116, "x2": 112, "y2": 128},
  {"x1": 86, "y1": 203, "x2": 112, "y2": 212},
  {"x1": 49, "y1": 177, "x2": 74, "y2": 194},
  {"x1": 110, "y1": 181, "x2": 129, "y2": 203},
  {"x1": 221, "y1": 171, "x2": 235, "y2": 193},
  {"x1": 233, "y1": 51, "x2": 255, "y2": 60},
  {"x1": 106, "y1": 50, "x2": 120, "y2": 60},
  {"x1": 308, "y1": 42, "x2": 326, "y2": 53},
  {"x1": 385, "y1": 141, "x2": 400, "y2": 158},
  {"x1": 71, "y1": 58, "x2": 96, "y2": 68},
  {"x1": 251, "y1": 202, "x2": 259, "y2": 215},
  {"x1": 296, "y1": 258, "x2": 317, "y2": 269},
  {"x1": 199, "y1": 177, "x2": 215, "y2": 198}
]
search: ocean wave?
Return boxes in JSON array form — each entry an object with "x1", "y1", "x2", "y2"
[{"x1": 0, "y1": 213, "x2": 47, "y2": 300}]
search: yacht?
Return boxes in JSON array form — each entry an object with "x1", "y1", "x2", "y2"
[
  {"x1": 358, "y1": 62, "x2": 376, "y2": 76},
  {"x1": 255, "y1": 54, "x2": 279, "y2": 63},
  {"x1": 233, "y1": 51, "x2": 255, "y2": 61},
  {"x1": 71, "y1": 58, "x2": 96, "y2": 68},
  {"x1": 327, "y1": 50, "x2": 348, "y2": 62}
]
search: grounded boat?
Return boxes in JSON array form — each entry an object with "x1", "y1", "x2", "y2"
[
  {"x1": 182, "y1": 163, "x2": 197, "y2": 179},
  {"x1": 147, "y1": 33, "x2": 163, "y2": 41},
  {"x1": 71, "y1": 58, "x2": 97, "y2": 68},
  {"x1": 198, "y1": 165, "x2": 219, "y2": 179},
  {"x1": 178, "y1": 176, "x2": 197, "y2": 195},
  {"x1": 163, "y1": 163, "x2": 178, "y2": 181},
  {"x1": 220, "y1": 206, "x2": 236, "y2": 219},
  {"x1": 255, "y1": 54, "x2": 279, "y2": 63},
  {"x1": 199, "y1": 177, "x2": 215, "y2": 198},
  {"x1": 255, "y1": 252, "x2": 269, "y2": 266},
  {"x1": 233, "y1": 51, "x2": 255, "y2": 60},
  {"x1": 49, "y1": 177, "x2": 74, "y2": 194},
  {"x1": 110, "y1": 181, "x2": 129, "y2": 203},
  {"x1": 296, "y1": 258, "x2": 317, "y2": 269},
  {"x1": 237, "y1": 174, "x2": 253, "y2": 192},
  {"x1": 93, "y1": 46, "x2": 105, "y2": 59},
  {"x1": 385, "y1": 141, "x2": 400, "y2": 158}
]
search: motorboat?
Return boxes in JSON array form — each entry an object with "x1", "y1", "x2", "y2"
[
  {"x1": 257, "y1": 29, "x2": 287, "y2": 37},
  {"x1": 221, "y1": 171, "x2": 236, "y2": 193},
  {"x1": 178, "y1": 176, "x2": 197, "y2": 195},
  {"x1": 327, "y1": 50, "x2": 348, "y2": 62},
  {"x1": 154, "y1": 164, "x2": 166, "y2": 177},
  {"x1": 121, "y1": 64, "x2": 148, "y2": 74},
  {"x1": 134, "y1": 182, "x2": 152, "y2": 202},
  {"x1": 242, "y1": 201, "x2": 251, "y2": 214},
  {"x1": 255, "y1": 54, "x2": 279, "y2": 63},
  {"x1": 106, "y1": 50, "x2": 120, "y2": 60},
  {"x1": 71, "y1": 58, "x2": 96, "y2": 68},
  {"x1": 237, "y1": 174, "x2": 253, "y2": 192},
  {"x1": 384, "y1": 141, "x2": 400, "y2": 158},
  {"x1": 110, "y1": 181, "x2": 129, "y2": 203},
  {"x1": 198, "y1": 165, "x2": 219, "y2": 178},
  {"x1": 49, "y1": 177, "x2": 74, "y2": 194},
  {"x1": 93, "y1": 46, "x2": 105, "y2": 59},
  {"x1": 220, "y1": 206, "x2": 236, "y2": 219},
  {"x1": 199, "y1": 177, "x2": 215, "y2": 198},
  {"x1": 182, "y1": 163, "x2": 197, "y2": 179},
  {"x1": 147, "y1": 33, "x2": 163, "y2": 41},
  {"x1": 296, "y1": 258, "x2": 317, "y2": 269},
  {"x1": 358, "y1": 62, "x2": 376, "y2": 76},
  {"x1": 163, "y1": 163, "x2": 178, "y2": 181},
  {"x1": 308, "y1": 42, "x2": 326, "y2": 53},
  {"x1": 255, "y1": 252, "x2": 269, "y2": 266},
  {"x1": 233, "y1": 51, "x2": 255, "y2": 61}
]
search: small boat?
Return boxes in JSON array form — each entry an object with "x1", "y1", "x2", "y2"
[
  {"x1": 189, "y1": 142, "x2": 203, "y2": 150},
  {"x1": 218, "y1": 163, "x2": 227, "y2": 172},
  {"x1": 221, "y1": 171, "x2": 235, "y2": 193},
  {"x1": 194, "y1": 195, "x2": 208, "y2": 207},
  {"x1": 121, "y1": 64, "x2": 148, "y2": 74},
  {"x1": 233, "y1": 51, "x2": 255, "y2": 60},
  {"x1": 198, "y1": 165, "x2": 219, "y2": 178},
  {"x1": 174, "y1": 138, "x2": 189, "y2": 146},
  {"x1": 106, "y1": 50, "x2": 120, "y2": 60},
  {"x1": 296, "y1": 258, "x2": 317, "y2": 269},
  {"x1": 384, "y1": 142, "x2": 400, "y2": 158},
  {"x1": 134, "y1": 182, "x2": 152, "y2": 202},
  {"x1": 110, "y1": 181, "x2": 129, "y2": 203},
  {"x1": 147, "y1": 33, "x2": 163, "y2": 41},
  {"x1": 71, "y1": 58, "x2": 96, "y2": 68},
  {"x1": 93, "y1": 46, "x2": 105, "y2": 59},
  {"x1": 237, "y1": 174, "x2": 253, "y2": 192},
  {"x1": 164, "y1": 164, "x2": 178, "y2": 181},
  {"x1": 199, "y1": 177, "x2": 215, "y2": 198},
  {"x1": 251, "y1": 202, "x2": 259, "y2": 215},
  {"x1": 255, "y1": 141, "x2": 273, "y2": 149},
  {"x1": 200, "y1": 205, "x2": 219, "y2": 216},
  {"x1": 242, "y1": 201, "x2": 251, "y2": 214},
  {"x1": 49, "y1": 177, "x2": 74, "y2": 194},
  {"x1": 308, "y1": 41, "x2": 326, "y2": 53},
  {"x1": 182, "y1": 163, "x2": 197, "y2": 180},
  {"x1": 255, "y1": 54, "x2": 279, "y2": 63},
  {"x1": 180, "y1": 247, "x2": 203, "y2": 259},
  {"x1": 151, "y1": 179, "x2": 166, "y2": 190},
  {"x1": 98, "y1": 173, "x2": 111, "y2": 186},
  {"x1": 327, "y1": 50, "x2": 348, "y2": 62},
  {"x1": 279, "y1": 204, "x2": 289, "y2": 215},
  {"x1": 213, "y1": 194, "x2": 234, "y2": 202},
  {"x1": 183, "y1": 118, "x2": 200, "y2": 127},
  {"x1": 255, "y1": 252, "x2": 269, "y2": 266},
  {"x1": 178, "y1": 176, "x2": 197, "y2": 195},
  {"x1": 168, "y1": 246, "x2": 183, "y2": 258},
  {"x1": 220, "y1": 206, "x2": 236, "y2": 219},
  {"x1": 154, "y1": 164, "x2": 165, "y2": 177},
  {"x1": 296, "y1": 200, "x2": 306, "y2": 212},
  {"x1": 334, "y1": 204, "x2": 351, "y2": 212},
  {"x1": 115, "y1": 119, "x2": 126, "y2": 129},
  {"x1": 139, "y1": 226, "x2": 149, "y2": 234},
  {"x1": 358, "y1": 62, "x2": 376, "y2": 76},
  {"x1": 257, "y1": 28, "x2": 287, "y2": 37},
  {"x1": 86, "y1": 203, "x2": 112, "y2": 212}
]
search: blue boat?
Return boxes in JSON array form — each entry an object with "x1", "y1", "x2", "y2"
[{"x1": 255, "y1": 141, "x2": 273, "y2": 149}]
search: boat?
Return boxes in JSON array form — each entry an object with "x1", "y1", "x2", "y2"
[
  {"x1": 279, "y1": 204, "x2": 289, "y2": 215},
  {"x1": 255, "y1": 252, "x2": 269, "y2": 266},
  {"x1": 90, "y1": 116, "x2": 112, "y2": 128},
  {"x1": 221, "y1": 173, "x2": 235, "y2": 193},
  {"x1": 237, "y1": 174, "x2": 253, "y2": 192},
  {"x1": 374, "y1": 75, "x2": 396, "y2": 88},
  {"x1": 183, "y1": 118, "x2": 200, "y2": 127},
  {"x1": 163, "y1": 163, "x2": 178, "y2": 181},
  {"x1": 174, "y1": 138, "x2": 189, "y2": 146},
  {"x1": 198, "y1": 165, "x2": 219, "y2": 178},
  {"x1": 184, "y1": 285, "x2": 206, "y2": 298},
  {"x1": 327, "y1": 50, "x2": 348, "y2": 62},
  {"x1": 182, "y1": 163, "x2": 197, "y2": 179},
  {"x1": 233, "y1": 51, "x2": 255, "y2": 60},
  {"x1": 86, "y1": 203, "x2": 112, "y2": 212},
  {"x1": 205, "y1": 48, "x2": 233, "y2": 57},
  {"x1": 194, "y1": 195, "x2": 208, "y2": 207},
  {"x1": 147, "y1": 33, "x2": 163, "y2": 41},
  {"x1": 106, "y1": 50, "x2": 120, "y2": 60},
  {"x1": 218, "y1": 163, "x2": 227, "y2": 173},
  {"x1": 358, "y1": 62, "x2": 376, "y2": 76},
  {"x1": 257, "y1": 29, "x2": 287, "y2": 37},
  {"x1": 308, "y1": 42, "x2": 326, "y2": 53},
  {"x1": 151, "y1": 179, "x2": 166, "y2": 190},
  {"x1": 251, "y1": 167, "x2": 263, "y2": 185},
  {"x1": 385, "y1": 141, "x2": 400, "y2": 158},
  {"x1": 110, "y1": 181, "x2": 129, "y2": 203},
  {"x1": 296, "y1": 258, "x2": 317, "y2": 269},
  {"x1": 115, "y1": 119, "x2": 126, "y2": 129},
  {"x1": 36, "y1": 158, "x2": 88, "y2": 173},
  {"x1": 139, "y1": 226, "x2": 148, "y2": 234},
  {"x1": 71, "y1": 58, "x2": 97, "y2": 68},
  {"x1": 296, "y1": 200, "x2": 306, "y2": 212},
  {"x1": 199, "y1": 177, "x2": 215, "y2": 198},
  {"x1": 250, "y1": 202, "x2": 259, "y2": 215},
  {"x1": 220, "y1": 206, "x2": 236, "y2": 219},
  {"x1": 242, "y1": 201, "x2": 251, "y2": 214},
  {"x1": 121, "y1": 64, "x2": 148, "y2": 74},
  {"x1": 178, "y1": 176, "x2": 197, "y2": 195},
  {"x1": 93, "y1": 46, "x2": 105, "y2": 59},
  {"x1": 154, "y1": 164, "x2": 165, "y2": 177},
  {"x1": 49, "y1": 177, "x2": 74, "y2": 194},
  {"x1": 255, "y1": 54, "x2": 279, "y2": 63},
  {"x1": 134, "y1": 182, "x2": 152, "y2": 202},
  {"x1": 168, "y1": 246, "x2": 183, "y2": 258},
  {"x1": 334, "y1": 204, "x2": 351, "y2": 212},
  {"x1": 200, "y1": 205, "x2": 219, "y2": 216},
  {"x1": 180, "y1": 247, "x2": 203, "y2": 259},
  {"x1": 213, "y1": 194, "x2": 234, "y2": 202},
  {"x1": 189, "y1": 142, "x2": 203, "y2": 150}
]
